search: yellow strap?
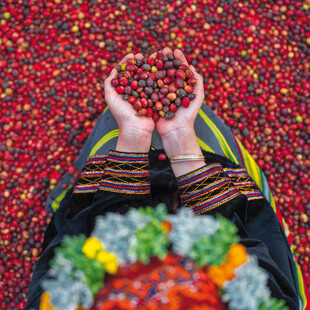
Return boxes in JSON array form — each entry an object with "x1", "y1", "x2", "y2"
[
  {"x1": 198, "y1": 110, "x2": 238, "y2": 164},
  {"x1": 89, "y1": 129, "x2": 120, "y2": 157}
]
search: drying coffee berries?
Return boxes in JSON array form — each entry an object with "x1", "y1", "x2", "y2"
[{"x1": 111, "y1": 53, "x2": 197, "y2": 120}]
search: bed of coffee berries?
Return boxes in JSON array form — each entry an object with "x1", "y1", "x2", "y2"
[
  {"x1": 112, "y1": 53, "x2": 197, "y2": 120},
  {"x1": 0, "y1": 0, "x2": 309, "y2": 308}
]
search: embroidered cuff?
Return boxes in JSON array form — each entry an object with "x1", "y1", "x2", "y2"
[
  {"x1": 99, "y1": 150, "x2": 151, "y2": 195},
  {"x1": 177, "y1": 163, "x2": 240, "y2": 215},
  {"x1": 73, "y1": 154, "x2": 108, "y2": 194},
  {"x1": 223, "y1": 168, "x2": 263, "y2": 201}
]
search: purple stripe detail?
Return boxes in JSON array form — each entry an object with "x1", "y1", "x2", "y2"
[
  {"x1": 104, "y1": 169, "x2": 149, "y2": 176},
  {"x1": 178, "y1": 165, "x2": 223, "y2": 187},
  {"x1": 181, "y1": 178, "x2": 232, "y2": 200},
  {"x1": 100, "y1": 182, "x2": 150, "y2": 191},
  {"x1": 191, "y1": 188, "x2": 240, "y2": 213}
]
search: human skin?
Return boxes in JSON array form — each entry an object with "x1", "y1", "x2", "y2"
[{"x1": 104, "y1": 48, "x2": 206, "y2": 177}]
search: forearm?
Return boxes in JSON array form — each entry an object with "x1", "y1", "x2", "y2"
[
  {"x1": 116, "y1": 130, "x2": 152, "y2": 153},
  {"x1": 161, "y1": 127, "x2": 206, "y2": 177}
]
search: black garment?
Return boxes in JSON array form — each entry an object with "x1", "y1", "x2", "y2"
[{"x1": 26, "y1": 150, "x2": 299, "y2": 310}]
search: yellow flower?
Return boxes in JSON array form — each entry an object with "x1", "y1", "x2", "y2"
[
  {"x1": 39, "y1": 292, "x2": 55, "y2": 310},
  {"x1": 97, "y1": 250, "x2": 118, "y2": 274},
  {"x1": 105, "y1": 260, "x2": 118, "y2": 274},
  {"x1": 82, "y1": 237, "x2": 103, "y2": 259}
]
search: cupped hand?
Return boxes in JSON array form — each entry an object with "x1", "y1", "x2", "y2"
[
  {"x1": 155, "y1": 47, "x2": 205, "y2": 140},
  {"x1": 104, "y1": 53, "x2": 155, "y2": 138}
]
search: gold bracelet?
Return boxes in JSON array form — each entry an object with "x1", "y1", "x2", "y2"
[{"x1": 169, "y1": 154, "x2": 205, "y2": 163}]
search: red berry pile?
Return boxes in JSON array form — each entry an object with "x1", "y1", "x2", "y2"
[
  {"x1": 111, "y1": 53, "x2": 197, "y2": 120},
  {"x1": 0, "y1": 0, "x2": 309, "y2": 308}
]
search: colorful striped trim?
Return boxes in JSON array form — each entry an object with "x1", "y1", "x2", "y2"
[
  {"x1": 181, "y1": 178, "x2": 232, "y2": 200},
  {"x1": 104, "y1": 168, "x2": 150, "y2": 177},
  {"x1": 224, "y1": 167, "x2": 264, "y2": 201},
  {"x1": 108, "y1": 150, "x2": 149, "y2": 163},
  {"x1": 99, "y1": 151, "x2": 151, "y2": 196},
  {"x1": 178, "y1": 164, "x2": 242, "y2": 215},
  {"x1": 191, "y1": 188, "x2": 240, "y2": 214},
  {"x1": 73, "y1": 155, "x2": 108, "y2": 194},
  {"x1": 85, "y1": 155, "x2": 108, "y2": 165},
  {"x1": 178, "y1": 163, "x2": 223, "y2": 187}
]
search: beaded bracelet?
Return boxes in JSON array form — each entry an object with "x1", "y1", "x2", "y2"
[{"x1": 169, "y1": 154, "x2": 205, "y2": 163}]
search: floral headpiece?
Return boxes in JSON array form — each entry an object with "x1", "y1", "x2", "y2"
[{"x1": 39, "y1": 204, "x2": 288, "y2": 310}]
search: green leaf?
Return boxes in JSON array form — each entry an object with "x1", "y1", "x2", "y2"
[
  {"x1": 138, "y1": 203, "x2": 168, "y2": 221},
  {"x1": 258, "y1": 297, "x2": 289, "y2": 310},
  {"x1": 189, "y1": 214, "x2": 239, "y2": 267},
  {"x1": 131, "y1": 207, "x2": 169, "y2": 263},
  {"x1": 51, "y1": 234, "x2": 106, "y2": 296}
]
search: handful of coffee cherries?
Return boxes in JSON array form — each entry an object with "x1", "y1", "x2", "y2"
[{"x1": 111, "y1": 51, "x2": 197, "y2": 121}]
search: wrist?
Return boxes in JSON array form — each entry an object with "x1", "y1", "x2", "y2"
[
  {"x1": 161, "y1": 127, "x2": 205, "y2": 178},
  {"x1": 161, "y1": 127, "x2": 203, "y2": 158},
  {"x1": 116, "y1": 129, "x2": 152, "y2": 153}
]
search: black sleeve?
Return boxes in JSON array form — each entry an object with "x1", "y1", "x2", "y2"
[
  {"x1": 176, "y1": 161, "x2": 300, "y2": 309},
  {"x1": 25, "y1": 151, "x2": 152, "y2": 310}
]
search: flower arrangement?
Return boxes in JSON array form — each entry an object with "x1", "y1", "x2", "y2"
[{"x1": 39, "y1": 204, "x2": 288, "y2": 310}]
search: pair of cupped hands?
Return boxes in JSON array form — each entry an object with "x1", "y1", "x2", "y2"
[{"x1": 104, "y1": 48, "x2": 205, "y2": 173}]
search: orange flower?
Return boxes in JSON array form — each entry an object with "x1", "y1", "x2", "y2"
[
  {"x1": 162, "y1": 220, "x2": 172, "y2": 233},
  {"x1": 227, "y1": 243, "x2": 248, "y2": 268},
  {"x1": 39, "y1": 292, "x2": 55, "y2": 310},
  {"x1": 207, "y1": 243, "x2": 248, "y2": 288}
]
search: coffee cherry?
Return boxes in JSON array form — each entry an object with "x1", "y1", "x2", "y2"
[
  {"x1": 133, "y1": 100, "x2": 142, "y2": 111},
  {"x1": 138, "y1": 80, "x2": 146, "y2": 87},
  {"x1": 128, "y1": 96, "x2": 136, "y2": 104},
  {"x1": 173, "y1": 59, "x2": 181, "y2": 69},
  {"x1": 116, "y1": 86, "x2": 125, "y2": 94},
  {"x1": 151, "y1": 93, "x2": 159, "y2": 103},
  {"x1": 164, "y1": 61, "x2": 173, "y2": 69},
  {"x1": 131, "y1": 80, "x2": 138, "y2": 89},
  {"x1": 168, "y1": 84, "x2": 177, "y2": 93},
  {"x1": 165, "y1": 111, "x2": 175, "y2": 119},
  {"x1": 167, "y1": 68, "x2": 176, "y2": 78},
  {"x1": 167, "y1": 52, "x2": 175, "y2": 61},
  {"x1": 140, "y1": 98, "x2": 148, "y2": 108},
  {"x1": 136, "y1": 59, "x2": 143, "y2": 68},
  {"x1": 184, "y1": 85, "x2": 193, "y2": 93},
  {"x1": 146, "y1": 108, "x2": 153, "y2": 117},
  {"x1": 137, "y1": 108, "x2": 147, "y2": 116},
  {"x1": 155, "y1": 70, "x2": 166, "y2": 79},
  {"x1": 176, "y1": 69, "x2": 186, "y2": 80},
  {"x1": 170, "y1": 103, "x2": 177, "y2": 112},
  {"x1": 175, "y1": 79, "x2": 185, "y2": 88},
  {"x1": 161, "y1": 98, "x2": 170, "y2": 106},
  {"x1": 175, "y1": 98, "x2": 182, "y2": 107},
  {"x1": 139, "y1": 72, "x2": 149, "y2": 80},
  {"x1": 182, "y1": 97, "x2": 190, "y2": 108},
  {"x1": 142, "y1": 64, "x2": 151, "y2": 71},
  {"x1": 155, "y1": 59, "x2": 164, "y2": 69},
  {"x1": 125, "y1": 64, "x2": 135, "y2": 71},
  {"x1": 177, "y1": 88, "x2": 187, "y2": 99},
  {"x1": 124, "y1": 85, "x2": 133, "y2": 95},
  {"x1": 188, "y1": 78, "x2": 197, "y2": 86},
  {"x1": 188, "y1": 93, "x2": 196, "y2": 101},
  {"x1": 111, "y1": 79, "x2": 119, "y2": 87},
  {"x1": 119, "y1": 77, "x2": 128, "y2": 86},
  {"x1": 155, "y1": 101, "x2": 163, "y2": 111},
  {"x1": 144, "y1": 87, "x2": 153, "y2": 96},
  {"x1": 160, "y1": 87, "x2": 169, "y2": 95},
  {"x1": 167, "y1": 93, "x2": 177, "y2": 102},
  {"x1": 146, "y1": 78, "x2": 154, "y2": 87},
  {"x1": 152, "y1": 113, "x2": 159, "y2": 122}
]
